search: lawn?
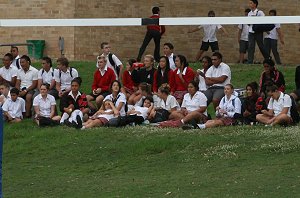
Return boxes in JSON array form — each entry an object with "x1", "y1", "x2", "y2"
[{"x1": 3, "y1": 61, "x2": 300, "y2": 197}]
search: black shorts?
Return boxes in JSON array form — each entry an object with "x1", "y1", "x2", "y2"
[
  {"x1": 200, "y1": 41, "x2": 219, "y2": 52},
  {"x1": 239, "y1": 40, "x2": 248, "y2": 53},
  {"x1": 88, "y1": 91, "x2": 110, "y2": 100}
]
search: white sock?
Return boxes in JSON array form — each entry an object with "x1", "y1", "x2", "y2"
[
  {"x1": 181, "y1": 119, "x2": 184, "y2": 124},
  {"x1": 197, "y1": 124, "x2": 206, "y2": 129},
  {"x1": 60, "y1": 113, "x2": 69, "y2": 123}
]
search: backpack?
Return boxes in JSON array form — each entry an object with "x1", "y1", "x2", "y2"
[
  {"x1": 59, "y1": 67, "x2": 73, "y2": 78},
  {"x1": 252, "y1": 10, "x2": 275, "y2": 33},
  {"x1": 41, "y1": 68, "x2": 54, "y2": 77},
  {"x1": 108, "y1": 53, "x2": 120, "y2": 76}
]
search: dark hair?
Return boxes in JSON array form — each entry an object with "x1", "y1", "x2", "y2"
[
  {"x1": 263, "y1": 59, "x2": 275, "y2": 67},
  {"x1": 110, "y1": 80, "x2": 122, "y2": 93},
  {"x1": 157, "y1": 56, "x2": 170, "y2": 88},
  {"x1": 269, "y1": 9, "x2": 277, "y2": 16},
  {"x1": 42, "y1": 56, "x2": 53, "y2": 67},
  {"x1": 100, "y1": 42, "x2": 109, "y2": 49},
  {"x1": 20, "y1": 55, "x2": 31, "y2": 65},
  {"x1": 212, "y1": 52, "x2": 223, "y2": 61},
  {"x1": 10, "y1": 87, "x2": 19, "y2": 95},
  {"x1": 139, "y1": 82, "x2": 152, "y2": 95},
  {"x1": 4, "y1": 53, "x2": 13, "y2": 61},
  {"x1": 158, "y1": 84, "x2": 170, "y2": 95},
  {"x1": 189, "y1": 80, "x2": 199, "y2": 91},
  {"x1": 201, "y1": 56, "x2": 213, "y2": 67},
  {"x1": 208, "y1": 10, "x2": 215, "y2": 17},
  {"x1": 250, "y1": 0, "x2": 258, "y2": 7},
  {"x1": 71, "y1": 77, "x2": 82, "y2": 86},
  {"x1": 266, "y1": 83, "x2": 278, "y2": 93},
  {"x1": 144, "y1": 96, "x2": 154, "y2": 104},
  {"x1": 128, "y1": 59, "x2": 137, "y2": 67},
  {"x1": 225, "y1": 84, "x2": 234, "y2": 90},
  {"x1": 176, "y1": 54, "x2": 188, "y2": 68},
  {"x1": 246, "y1": 81, "x2": 259, "y2": 92},
  {"x1": 57, "y1": 57, "x2": 69, "y2": 67},
  {"x1": 152, "y1": 6, "x2": 160, "y2": 14},
  {"x1": 0, "y1": 82, "x2": 10, "y2": 88},
  {"x1": 11, "y1": 46, "x2": 19, "y2": 51},
  {"x1": 245, "y1": 8, "x2": 251, "y2": 13},
  {"x1": 41, "y1": 83, "x2": 50, "y2": 90},
  {"x1": 163, "y1": 43, "x2": 174, "y2": 50}
]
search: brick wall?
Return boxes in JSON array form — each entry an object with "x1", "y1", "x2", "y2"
[{"x1": 1, "y1": 0, "x2": 300, "y2": 64}]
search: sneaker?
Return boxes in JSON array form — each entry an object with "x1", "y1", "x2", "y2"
[
  {"x1": 182, "y1": 124, "x2": 199, "y2": 130},
  {"x1": 64, "y1": 120, "x2": 73, "y2": 127},
  {"x1": 76, "y1": 115, "x2": 83, "y2": 129}
]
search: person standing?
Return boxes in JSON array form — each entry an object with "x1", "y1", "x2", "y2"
[
  {"x1": 247, "y1": 0, "x2": 270, "y2": 64},
  {"x1": 137, "y1": 6, "x2": 165, "y2": 62},
  {"x1": 237, "y1": 8, "x2": 251, "y2": 64},
  {"x1": 264, "y1": 9, "x2": 284, "y2": 65}
]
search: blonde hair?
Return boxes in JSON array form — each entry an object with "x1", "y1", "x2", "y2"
[
  {"x1": 144, "y1": 54, "x2": 155, "y2": 65},
  {"x1": 97, "y1": 55, "x2": 106, "y2": 62}
]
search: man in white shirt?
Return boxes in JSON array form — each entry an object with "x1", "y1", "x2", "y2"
[
  {"x1": 237, "y1": 8, "x2": 251, "y2": 64},
  {"x1": 247, "y1": 0, "x2": 270, "y2": 64},
  {"x1": 10, "y1": 46, "x2": 21, "y2": 69},
  {"x1": 163, "y1": 43, "x2": 176, "y2": 70},
  {"x1": 0, "y1": 53, "x2": 18, "y2": 87},
  {"x1": 204, "y1": 52, "x2": 231, "y2": 110},
  {"x1": 256, "y1": 84, "x2": 292, "y2": 126},
  {"x1": 264, "y1": 9, "x2": 284, "y2": 65},
  {"x1": 188, "y1": 10, "x2": 228, "y2": 61}
]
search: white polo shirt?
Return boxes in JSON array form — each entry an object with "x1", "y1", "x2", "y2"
[
  {"x1": 264, "y1": 24, "x2": 280, "y2": 40},
  {"x1": 38, "y1": 67, "x2": 55, "y2": 85},
  {"x1": 12, "y1": 55, "x2": 20, "y2": 69},
  {"x1": 198, "y1": 24, "x2": 222, "y2": 42},
  {"x1": 198, "y1": 69, "x2": 207, "y2": 91},
  {"x1": 2, "y1": 97, "x2": 25, "y2": 118},
  {"x1": 97, "y1": 109, "x2": 115, "y2": 120},
  {"x1": 17, "y1": 65, "x2": 39, "y2": 89},
  {"x1": 248, "y1": 9, "x2": 265, "y2": 33},
  {"x1": 238, "y1": 24, "x2": 249, "y2": 41},
  {"x1": 166, "y1": 53, "x2": 176, "y2": 71},
  {"x1": 129, "y1": 106, "x2": 149, "y2": 120},
  {"x1": 155, "y1": 95, "x2": 180, "y2": 111},
  {"x1": 104, "y1": 92, "x2": 127, "y2": 116},
  {"x1": 54, "y1": 67, "x2": 79, "y2": 91},
  {"x1": 205, "y1": 62, "x2": 231, "y2": 87},
  {"x1": 0, "y1": 65, "x2": 18, "y2": 83},
  {"x1": 268, "y1": 92, "x2": 291, "y2": 116},
  {"x1": 181, "y1": 91, "x2": 207, "y2": 115},
  {"x1": 33, "y1": 94, "x2": 56, "y2": 117}
]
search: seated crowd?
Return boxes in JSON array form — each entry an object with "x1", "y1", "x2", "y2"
[{"x1": 0, "y1": 43, "x2": 299, "y2": 130}]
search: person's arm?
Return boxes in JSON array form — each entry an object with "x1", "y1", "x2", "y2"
[
  {"x1": 188, "y1": 26, "x2": 201, "y2": 33},
  {"x1": 50, "y1": 105, "x2": 55, "y2": 118},
  {"x1": 237, "y1": 27, "x2": 242, "y2": 43},
  {"x1": 205, "y1": 75, "x2": 228, "y2": 86},
  {"x1": 276, "y1": 27, "x2": 284, "y2": 45},
  {"x1": 219, "y1": 26, "x2": 228, "y2": 36},
  {"x1": 118, "y1": 64, "x2": 123, "y2": 81},
  {"x1": 33, "y1": 105, "x2": 40, "y2": 118},
  {"x1": 26, "y1": 80, "x2": 38, "y2": 92},
  {"x1": 37, "y1": 79, "x2": 43, "y2": 91},
  {"x1": 15, "y1": 79, "x2": 21, "y2": 90}
]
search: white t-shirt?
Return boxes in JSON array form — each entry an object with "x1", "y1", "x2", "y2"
[
  {"x1": 166, "y1": 53, "x2": 176, "y2": 71},
  {"x1": 2, "y1": 97, "x2": 25, "y2": 118},
  {"x1": 238, "y1": 24, "x2": 249, "y2": 41},
  {"x1": 97, "y1": 109, "x2": 115, "y2": 120},
  {"x1": 54, "y1": 67, "x2": 79, "y2": 91},
  {"x1": 248, "y1": 9, "x2": 265, "y2": 33},
  {"x1": 38, "y1": 67, "x2": 55, "y2": 85},
  {"x1": 0, "y1": 65, "x2": 18, "y2": 84},
  {"x1": 17, "y1": 65, "x2": 39, "y2": 88},
  {"x1": 104, "y1": 92, "x2": 127, "y2": 116},
  {"x1": 198, "y1": 24, "x2": 222, "y2": 42},
  {"x1": 33, "y1": 94, "x2": 56, "y2": 117},
  {"x1": 181, "y1": 91, "x2": 208, "y2": 116},
  {"x1": 198, "y1": 69, "x2": 207, "y2": 91},
  {"x1": 205, "y1": 62, "x2": 231, "y2": 87},
  {"x1": 264, "y1": 24, "x2": 280, "y2": 40},
  {"x1": 155, "y1": 95, "x2": 180, "y2": 111},
  {"x1": 268, "y1": 92, "x2": 291, "y2": 116},
  {"x1": 218, "y1": 95, "x2": 242, "y2": 118}
]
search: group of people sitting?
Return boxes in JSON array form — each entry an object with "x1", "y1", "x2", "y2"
[{"x1": 0, "y1": 43, "x2": 299, "y2": 130}]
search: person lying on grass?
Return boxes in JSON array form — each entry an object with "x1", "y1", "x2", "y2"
[
  {"x1": 256, "y1": 83, "x2": 292, "y2": 126},
  {"x1": 182, "y1": 83, "x2": 241, "y2": 130}
]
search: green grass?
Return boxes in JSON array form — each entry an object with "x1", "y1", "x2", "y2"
[{"x1": 3, "y1": 62, "x2": 300, "y2": 197}]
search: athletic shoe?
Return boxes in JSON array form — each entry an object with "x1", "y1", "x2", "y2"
[
  {"x1": 76, "y1": 115, "x2": 83, "y2": 129},
  {"x1": 182, "y1": 124, "x2": 199, "y2": 130}
]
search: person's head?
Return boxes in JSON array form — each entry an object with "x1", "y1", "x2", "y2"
[
  {"x1": 100, "y1": 42, "x2": 111, "y2": 55},
  {"x1": 10, "y1": 87, "x2": 19, "y2": 101},
  {"x1": 103, "y1": 99, "x2": 112, "y2": 110},
  {"x1": 41, "y1": 56, "x2": 52, "y2": 71},
  {"x1": 201, "y1": 56, "x2": 212, "y2": 70},
  {"x1": 126, "y1": 59, "x2": 137, "y2": 71},
  {"x1": 40, "y1": 83, "x2": 50, "y2": 97},
  {"x1": 246, "y1": 81, "x2": 259, "y2": 97},
  {"x1": 97, "y1": 55, "x2": 107, "y2": 70},
  {"x1": 175, "y1": 54, "x2": 188, "y2": 69},
  {"x1": 71, "y1": 77, "x2": 82, "y2": 93},
  {"x1": 163, "y1": 43, "x2": 174, "y2": 56},
  {"x1": 143, "y1": 54, "x2": 155, "y2": 69},
  {"x1": 245, "y1": 8, "x2": 251, "y2": 16},
  {"x1": 211, "y1": 52, "x2": 223, "y2": 67},
  {"x1": 249, "y1": 0, "x2": 258, "y2": 10},
  {"x1": 3, "y1": 53, "x2": 13, "y2": 68},
  {"x1": 157, "y1": 83, "x2": 170, "y2": 98},
  {"x1": 152, "y1": 6, "x2": 160, "y2": 14},
  {"x1": 10, "y1": 46, "x2": 19, "y2": 59},
  {"x1": 188, "y1": 80, "x2": 199, "y2": 96},
  {"x1": 208, "y1": 10, "x2": 215, "y2": 17},
  {"x1": 266, "y1": 83, "x2": 280, "y2": 99},
  {"x1": 269, "y1": 9, "x2": 276, "y2": 16},
  {"x1": 158, "y1": 56, "x2": 170, "y2": 71},
  {"x1": 20, "y1": 55, "x2": 31, "y2": 71},
  {"x1": 110, "y1": 80, "x2": 122, "y2": 94},
  {"x1": 57, "y1": 57, "x2": 69, "y2": 71},
  {"x1": 143, "y1": 96, "x2": 153, "y2": 108},
  {"x1": 0, "y1": 83, "x2": 10, "y2": 96},
  {"x1": 139, "y1": 82, "x2": 151, "y2": 96},
  {"x1": 224, "y1": 84, "x2": 234, "y2": 96},
  {"x1": 263, "y1": 59, "x2": 275, "y2": 74}
]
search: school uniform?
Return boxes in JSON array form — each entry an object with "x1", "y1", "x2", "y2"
[
  {"x1": 181, "y1": 91, "x2": 208, "y2": 116},
  {"x1": 173, "y1": 67, "x2": 195, "y2": 92},
  {"x1": 217, "y1": 94, "x2": 242, "y2": 126},
  {"x1": 199, "y1": 24, "x2": 222, "y2": 51},
  {"x1": 91, "y1": 66, "x2": 116, "y2": 98},
  {"x1": 2, "y1": 97, "x2": 26, "y2": 119},
  {"x1": 17, "y1": 65, "x2": 38, "y2": 89},
  {"x1": 97, "y1": 53, "x2": 122, "y2": 79},
  {"x1": 198, "y1": 69, "x2": 207, "y2": 92},
  {"x1": 152, "y1": 69, "x2": 175, "y2": 93},
  {"x1": 264, "y1": 24, "x2": 282, "y2": 64},
  {"x1": 38, "y1": 67, "x2": 55, "y2": 85},
  {"x1": 122, "y1": 70, "x2": 137, "y2": 94},
  {"x1": 238, "y1": 24, "x2": 249, "y2": 53},
  {"x1": 104, "y1": 92, "x2": 127, "y2": 116},
  {"x1": 0, "y1": 65, "x2": 18, "y2": 85},
  {"x1": 166, "y1": 53, "x2": 176, "y2": 70},
  {"x1": 155, "y1": 94, "x2": 180, "y2": 111},
  {"x1": 268, "y1": 92, "x2": 291, "y2": 117},
  {"x1": 54, "y1": 67, "x2": 78, "y2": 91},
  {"x1": 33, "y1": 94, "x2": 56, "y2": 117}
]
